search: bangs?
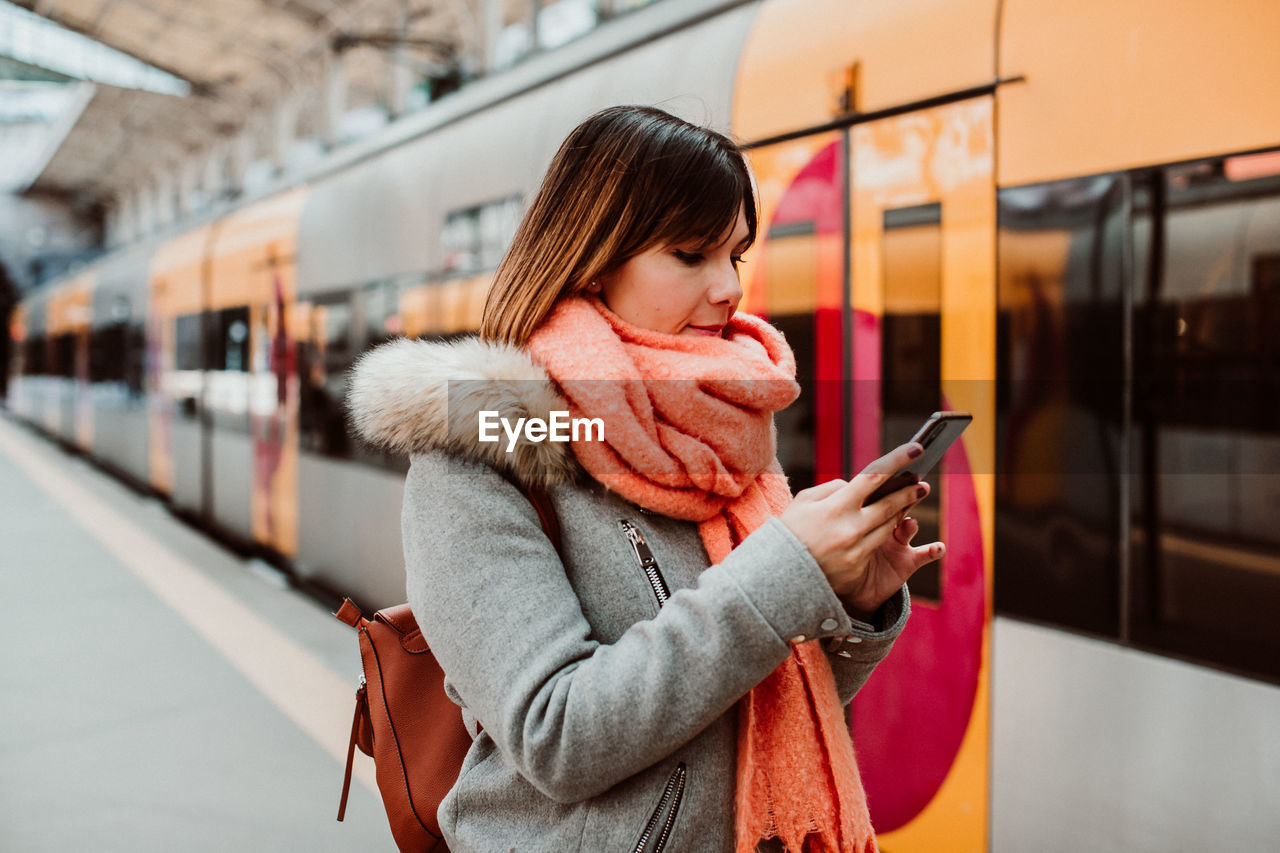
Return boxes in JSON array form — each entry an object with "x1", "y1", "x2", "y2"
[
  {"x1": 657, "y1": 147, "x2": 755, "y2": 251},
  {"x1": 621, "y1": 119, "x2": 758, "y2": 257}
]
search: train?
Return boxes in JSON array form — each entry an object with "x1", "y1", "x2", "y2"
[{"x1": 7, "y1": 0, "x2": 1279, "y2": 849}]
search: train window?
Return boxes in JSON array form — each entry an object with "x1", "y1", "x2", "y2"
[
  {"x1": 25, "y1": 336, "x2": 46, "y2": 375},
  {"x1": 360, "y1": 280, "x2": 402, "y2": 351},
  {"x1": 995, "y1": 175, "x2": 1126, "y2": 638},
  {"x1": 125, "y1": 321, "x2": 145, "y2": 396},
  {"x1": 299, "y1": 292, "x2": 355, "y2": 458},
  {"x1": 882, "y1": 203, "x2": 943, "y2": 601},
  {"x1": 212, "y1": 307, "x2": 251, "y2": 373},
  {"x1": 89, "y1": 323, "x2": 126, "y2": 383},
  {"x1": 354, "y1": 281, "x2": 409, "y2": 473},
  {"x1": 176, "y1": 314, "x2": 202, "y2": 372},
  {"x1": 766, "y1": 219, "x2": 820, "y2": 491},
  {"x1": 442, "y1": 196, "x2": 521, "y2": 274},
  {"x1": 298, "y1": 282, "x2": 406, "y2": 474},
  {"x1": 53, "y1": 333, "x2": 77, "y2": 379},
  {"x1": 52, "y1": 333, "x2": 70, "y2": 378},
  {"x1": 1130, "y1": 154, "x2": 1280, "y2": 681}
]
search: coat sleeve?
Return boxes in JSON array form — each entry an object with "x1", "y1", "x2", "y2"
[
  {"x1": 825, "y1": 586, "x2": 910, "y2": 705},
  {"x1": 403, "y1": 449, "x2": 903, "y2": 803}
]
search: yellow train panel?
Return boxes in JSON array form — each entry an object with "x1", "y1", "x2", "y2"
[
  {"x1": 208, "y1": 188, "x2": 308, "y2": 311},
  {"x1": 46, "y1": 272, "x2": 94, "y2": 335},
  {"x1": 150, "y1": 226, "x2": 215, "y2": 317},
  {"x1": 999, "y1": 0, "x2": 1280, "y2": 185},
  {"x1": 733, "y1": 0, "x2": 997, "y2": 143}
]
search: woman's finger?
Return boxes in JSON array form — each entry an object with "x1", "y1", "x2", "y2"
[
  {"x1": 910, "y1": 541, "x2": 946, "y2": 571},
  {"x1": 869, "y1": 479, "x2": 928, "y2": 528},
  {"x1": 800, "y1": 477, "x2": 846, "y2": 502},
  {"x1": 839, "y1": 441, "x2": 923, "y2": 508},
  {"x1": 893, "y1": 516, "x2": 919, "y2": 546},
  {"x1": 852, "y1": 503, "x2": 911, "y2": 558}
]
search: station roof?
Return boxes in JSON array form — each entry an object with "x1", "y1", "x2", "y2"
[{"x1": 3, "y1": 0, "x2": 491, "y2": 202}]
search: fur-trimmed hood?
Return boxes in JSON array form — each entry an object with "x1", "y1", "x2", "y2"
[{"x1": 347, "y1": 336, "x2": 580, "y2": 490}]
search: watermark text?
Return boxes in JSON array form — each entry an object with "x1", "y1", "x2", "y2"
[{"x1": 478, "y1": 410, "x2": 604, "y2": 452}]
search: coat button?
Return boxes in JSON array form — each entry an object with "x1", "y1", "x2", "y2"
[
  {"x1": 790, "y1": 634, "x2": 807, "y2": 644},
  {"x1": 837, "y1": 650, "x2": 853, "y2": 658},
  {"x1": 820, "y1": 618, "x2": 839, "y2": 631},
  {"x1": 847, "y1": 636, "x2": 863, "y2": 644}
]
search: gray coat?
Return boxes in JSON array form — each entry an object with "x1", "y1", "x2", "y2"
[{"x1": 349, "y1": 336, "x2": 910, "y2": 853}]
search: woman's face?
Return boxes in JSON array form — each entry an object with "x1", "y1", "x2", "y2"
[{"x1": 598, "y1": 206, "x2": 748, "y2": 338}]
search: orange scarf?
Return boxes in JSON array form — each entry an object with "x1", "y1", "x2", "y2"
[{"x1": 526, "y1": 296, "x2": 876, "y2": 853}]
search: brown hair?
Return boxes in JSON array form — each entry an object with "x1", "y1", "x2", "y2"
[{"x1": 480, "y1": 105, "x2": 757, "y2": 346}]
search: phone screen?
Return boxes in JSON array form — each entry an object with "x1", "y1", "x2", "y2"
[{"x1": 863, "y1": 411, "x2": 972, "y2": 505}]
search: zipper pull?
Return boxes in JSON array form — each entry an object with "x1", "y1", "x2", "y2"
[
  {"x1": 620, "y1": 520, "x2": 658, "y2": 569},
  {"x1": 619, "y1": 520, "x2": 670, "y2": 606}
]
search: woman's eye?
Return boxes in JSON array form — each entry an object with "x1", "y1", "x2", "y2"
[{"x1": 674, "y1": 250, "x2": 703, "y2": 265}]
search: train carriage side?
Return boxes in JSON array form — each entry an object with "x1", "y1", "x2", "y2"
[
  {"x1": 291, "y1": 0, "x2": 760, "y2": 607},
  {"x1": 993, "y1": 0, "x2": 1280, "y2": 847},
  {"x1": 733, "y1": 0, "x2": 1280, "y2": 848}
]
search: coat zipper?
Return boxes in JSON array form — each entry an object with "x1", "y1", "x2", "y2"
[
  {"x1": 631, "y1": 762, "x2": 687, "y2": 853},
  {"x1": 619, "y1": 519, "x2": 670, "y2": 607}
]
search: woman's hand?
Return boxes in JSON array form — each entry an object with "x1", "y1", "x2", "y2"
[{"x1": 778, "y1": 442, "x2": 945, "y2": 621}]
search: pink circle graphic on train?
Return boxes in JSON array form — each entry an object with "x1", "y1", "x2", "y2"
[{"x1": 753, "y1": 139, "x2": 985, "y2": 832}]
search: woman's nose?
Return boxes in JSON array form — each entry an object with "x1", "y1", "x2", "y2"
[{"x1": 709, "y1": 264, "x2": 743, "y2": 306}]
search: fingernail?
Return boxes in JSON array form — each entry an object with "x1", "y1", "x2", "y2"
[
  {"x1": 916, "y1": 485, "x2": 928, "y2": 499},
  {"x1": 907, "y1": 443, "x2": 924, "y2": 459},
  {"x1": 935, "y1": 543, "x2": 946, "y2": 556}
]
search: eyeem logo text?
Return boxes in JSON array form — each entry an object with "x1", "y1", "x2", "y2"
[{"x1": 478, "y1": 410, "x2": 604, "y2": 452}]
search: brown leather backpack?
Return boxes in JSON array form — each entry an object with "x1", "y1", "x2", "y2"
[{"x1": 334, "y1": 483, "x2": 561, "y2": 853}]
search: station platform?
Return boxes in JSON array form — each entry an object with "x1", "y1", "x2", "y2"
[{"x1": 0, "y1": 414, "x2": 396, "y2": 851}]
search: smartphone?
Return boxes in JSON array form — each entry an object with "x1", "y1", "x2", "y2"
[{"x1": 862, "y1": 411, "x2": 973, "y2": 505}]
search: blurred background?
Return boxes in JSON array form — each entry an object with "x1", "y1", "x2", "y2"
[{"x1": 2, "y1": 1, "x2": 1277, "y2": 850}]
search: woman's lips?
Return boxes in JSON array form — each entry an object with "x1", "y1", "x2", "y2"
[{"x1": 685, "y1": 324, "x2": 725, "y2": 337}]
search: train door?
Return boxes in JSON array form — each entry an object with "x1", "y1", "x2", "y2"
[
  {"x1": 848, "y1": 98, "x2": 995, "y2": 851},
  {"x1": 206, "y1": 188, "x2": 307, "y2": 556},
  {"x1": 148, "y1": 226, "x2": 216, "y2": 512}
]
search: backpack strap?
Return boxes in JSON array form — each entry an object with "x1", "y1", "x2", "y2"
[{"x1": 335, "y1": 598, "x2": 367, "y2": 822}]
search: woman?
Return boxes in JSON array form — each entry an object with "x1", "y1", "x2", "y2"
[{"x1": 349, "y1": 106, "x2": 943, "y2": 853}]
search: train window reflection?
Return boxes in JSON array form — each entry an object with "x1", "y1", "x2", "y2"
[
  {"x1": 995, "y1": 176, "x2": 1125, "y2": 637},
  {"x1": 1131, "y1": 156, "x2": 1280, "y2": 679}
]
